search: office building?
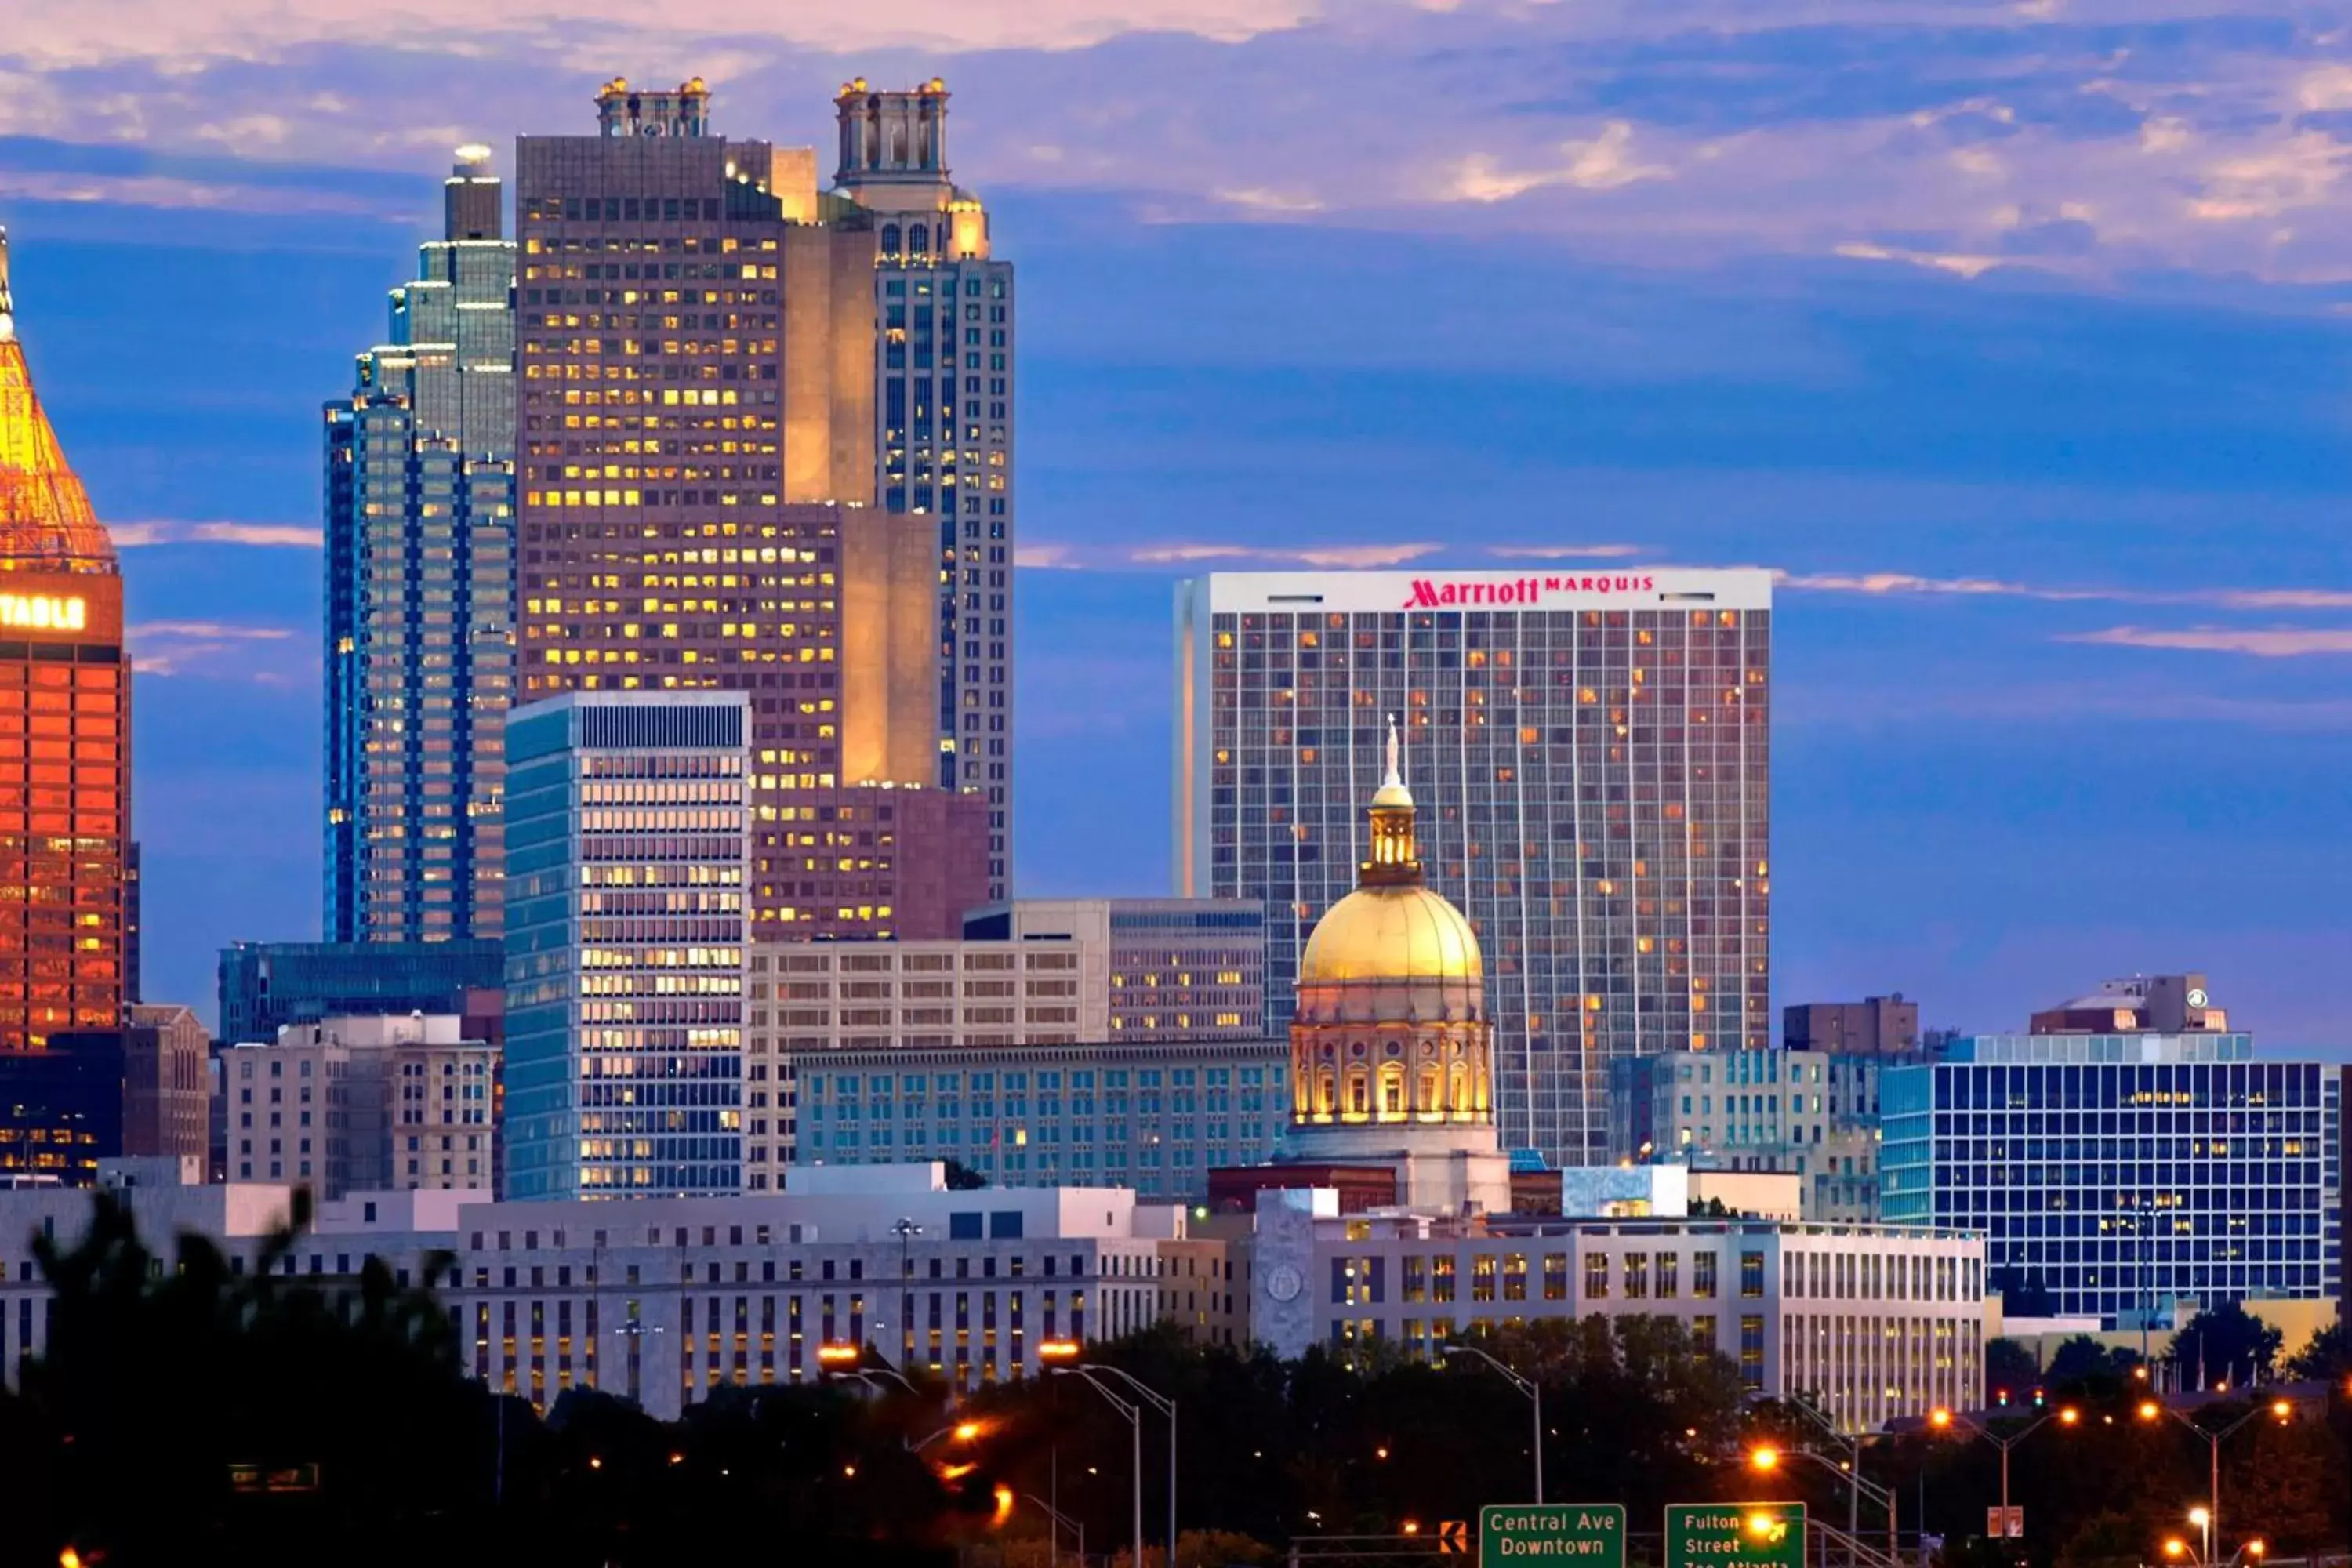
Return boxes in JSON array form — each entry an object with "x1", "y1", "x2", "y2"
[
  {"x1": 1247, "y1": 1192, "x2": 1986, "y2": 1434},
  {"x1": 1608, "y1": 1048, "x2": 1887, "y2": 1222},
  {"x1": 831, "y1": 78, "x2": 1017, "y2": 896},
  {"x1": 222, "y1": 1014, "x2": 496, "y2": 1196},
  {"x1": 503, "y1": 691, "x2": 750, "y2": 1200},
  {"x1": 739, "y1": 898, "x2": 1267, "y2": 1189},
  {"x1": 1882, "y1": 1026, "x2": 2342, "y2": 1325},
  {"x1": 1784, "y1": 994, "x2": 1922, "y2": 1056},
  {"x1": 0, "y1": 227, "x2": 131, "y2": 1058},
  {"x1": 0, "y1": 1033, "x2": 122, "y2": 1185},
  {"x1": 217, "y1": 938, "x2": 505, "y2": 1045},
  {"x1": 116, "y1": 1004, "x2": 209, "y2": 1163},
  {"x1": 2030, "y1": 972, "x2": 2227, "y2": 1035},
  {"x1": 1176, "y1": 568, "x2": 1772, "y2": 1167},
  {"x1": 325, "y1": 146, "x2": 518, "y2": 942},
  {"x1": 0, "y1": 1161, "x2": 1202, "y2": 1418},
  {"x1": 514, "y1": 78, "x2": 986, "y2": 942},
  {"x1": 792, "y1": 1036, "x2": 1289, "y2": 1200}
]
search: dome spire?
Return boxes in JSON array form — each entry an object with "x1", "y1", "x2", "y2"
[{"x1": 1364, "y1": 713, "x2": 1420, "y2": 886}]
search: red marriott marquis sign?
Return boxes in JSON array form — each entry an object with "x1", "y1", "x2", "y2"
[{"x1": 1403, "y1": 575, "x2": 1660, "y2": 608}]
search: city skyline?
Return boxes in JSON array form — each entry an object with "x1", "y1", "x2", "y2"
[{"x1": 0, "y1": 27, "x2": 2347, "y2": 1040}]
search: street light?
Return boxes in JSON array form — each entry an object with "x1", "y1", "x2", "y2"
[
  {"x1": 1443, "y1": 1344, "x2": 1544, "y2": 1504},
  {"x1": 2136, "y1": 1395, "x2": 2292, "y2": 1555},
  {"x1": 1752, "y1": 1442, "x2": 1896, "y2": 1555},
  {"x1": 909, "y1": 1418, "x2": 987, "y2": 1454},
  {"x1": 1051, "y1": 1362, "x2": 1178, "y2": 1568},
  {"x1": 1773, "y1": 1392, "x2": 1901, "y2": 1559},
  {"x1": 1929, "y1": 1404, "x2": 2079, "y2": 1542},
  {"x1": 892, "y1": 1218, "x2": 923, "y2": 1370},
  {"x1": 1024, "y1": 1492, "x2": 1087, "y2": 1568},
  {"x1": 2188, "y1": 1507, "x2": 2212, "y2": 1565}
]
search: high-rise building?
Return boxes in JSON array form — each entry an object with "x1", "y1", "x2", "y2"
[
  {"x1": 217, "y1": 938, "x2": 505, "y2": 1045},
  {"x1": 1882, "y1": 1026, "x2": 2342, "y2": 1325},
  {"x1": 514, "y1": 77, "x2": 985, "y2": 941},
  {"x1": 830, "y1": 79, "x2": 1016, "y2": 897},
  {"x1": 1175, "y1": 568, "x2": 1772, "y2": 1167},
  {"x1": 0, "y1": 227, "x2": 130, "y2": 1058},
  {"x1": 116, "y1": 1003, "x2": 210, "y2": 1164},
  {"x1": 1783, "y1": 994, "x2": 1921, "y2": 1056},
  {"x1": 503, "y1": 690, "x2": 750, "y2": 1200},
  {"x1": 0, "y1": 1036, "x2": 122, "y2": 1185},
  {"x1": 325, "y1": 146, "x2": 517, "y2": 942}
]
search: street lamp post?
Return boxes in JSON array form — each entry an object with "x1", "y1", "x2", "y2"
[
  {"x1": 1054, "y1": 1364, "x2": 1177, "y2": 1568},
  {"x1": 1053, "y1": 1368, "x2": 1145, "y2": 1568},
  {"x1": 1443, "y1": 1345, "x2": 1544, "y2": 1505},
  {"x1": 2136, "y1": 1397, "x2": 2292, "y2": 1559},
  {"x1": 1751, "y1": 1443, "x2": 1897, "y2": 1563},
  {"x1": 893, "y1": 1218, "x2": 923, "y2": 1372},
  {"x1": 1025, "y1": 1492, "x2": 1087, "y2": 1568},
  {"x1": 1773, "y1": 1394, "x2": 1881, "y2": 1552},
  {"x1": 1929, "y1": 1404, "x2": 2080, "y2": 1544}
]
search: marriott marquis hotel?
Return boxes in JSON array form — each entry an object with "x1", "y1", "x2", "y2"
[{"x1": 1174, "y1": 568, "x2": 1772, "y2": 1167}]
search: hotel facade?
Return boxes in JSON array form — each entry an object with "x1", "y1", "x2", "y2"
[{"x1": 1176, "y1": 568, "x2": 1771, "y2": 1167}]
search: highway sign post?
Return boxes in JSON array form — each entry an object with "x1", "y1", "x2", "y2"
[
  {"x1": 1664, "y1": 1503, "x2": 1806, "y2": 1568},
  {"x1": 1480, "y1": 1504, "x2": 1627, "y2": 1568},
  {"x1": 1987, "y1": 1507, "x2": 2024, "y2": 1539}
]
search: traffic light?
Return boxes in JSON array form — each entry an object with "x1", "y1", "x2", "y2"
[{"x1": 2031, "y1": 1387, "x2": 2046, "y2": 1409}]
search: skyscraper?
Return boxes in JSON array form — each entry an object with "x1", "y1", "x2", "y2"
[
  {"x1": 831, "y1": 79, "x2": 1016, "y2": 898},
  {"x1": 0, "y1": 227, "x2": 130, "y2": 1058},
  {"x1": 503, "y1": 690, "x2": 750, "y2": 1199},
  {"x1": 325, "y1": 144, "x2": 517, "y2": 942},
  {"x1": 1175, "y1": 568, "x2": 1772, "y2": 1167},
  {"x1": 514, "y1": 77, "x2": 985, "y2": 940}
]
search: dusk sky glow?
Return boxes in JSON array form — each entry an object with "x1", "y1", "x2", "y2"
[{"x1": 5, "y1": 0, "x2": 2350, "y2": 1040}]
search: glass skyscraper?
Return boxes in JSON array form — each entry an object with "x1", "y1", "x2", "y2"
[
  {"x1": 1174, "y1": 568, "x2": 1772, "y2": 1167},
  {"x1": 503, "y1": 691, "x2": 750, "y2": 1199},
  {"x1": 325, "y1": 146, "x2": 517, "y2": 942},
  {"x1": 831, "y1": 79, "x2": 1016, "y2": 897},
  {"x1": 1882, "y1": 1033, "x2": 2343, "y2": 1325}
]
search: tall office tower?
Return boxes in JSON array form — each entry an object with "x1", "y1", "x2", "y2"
[
  {"x1": 831, "y1": 79, "x2": 1016, "y2": 897},
  {"x1": 503, "y1": 691, "x2": 750, "y2": 1199},
  {"x1": 0, "y1": 227, "x2": 129, "y2": 1058},
  {"x1": 325, "y1": 145, "x2": 518, "y2": 942},
  {"x1": 515, "y1": 78, "x2": 985, "y2": 940},
  {"x1": 1175, "y1": 568, "x2": 1772, "y2": 1167}
]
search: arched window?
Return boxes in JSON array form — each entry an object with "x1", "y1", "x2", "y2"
[
  {"x1": 909, "y1": 222, "x2": 930, "y2": 257},
  {"x1": 881, "y1": 224, "x2": 901, "y2": 256}
]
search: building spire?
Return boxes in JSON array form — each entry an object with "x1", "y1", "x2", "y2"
[
  {"x1": 0, "y1": 226, "x2": 15, "y2": 343},
  {"x1": 1384, "y1": 712, "x2": 1401, "y2": 790},
  {"x1": 0, "y1": 230, "x2": 116, "y2": 573}
]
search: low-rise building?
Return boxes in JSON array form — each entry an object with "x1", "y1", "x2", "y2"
[
  {"x1": 0, "y1": 1161, "x2": 1194, "y2": 1421},
  {"x1": 1249, "y1": 1189, "x2": 1988, "y2": 1434}
]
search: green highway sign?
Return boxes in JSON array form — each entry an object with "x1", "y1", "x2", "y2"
[
  {"x1": 1664, "y1": 1502, "x2": 1805, "y2": 1568},
  {"x1": 1481, "y1": 1504, "x2": 1627, "y2": 1568}
]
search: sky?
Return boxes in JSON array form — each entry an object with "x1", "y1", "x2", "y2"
[{"x1": 4, "y1": 0, "x2": 2350, "y2": 1043}]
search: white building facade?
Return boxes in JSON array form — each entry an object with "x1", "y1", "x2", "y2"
[
  {"x1": 0, "y1": 1163, "x2": 1181, "y2": 1423},
  {"x1": 1250, "y1": 1191, "x2": 1987, "y2": 1434}
]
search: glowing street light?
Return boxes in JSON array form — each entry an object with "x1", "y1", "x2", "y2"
[
  {"x1": 1748, "y1": 1446, "x2": 1782, "y2": 1472},
  {"x1": 2136, "y1": 1396, "x2": 2292, "y2": 1555}
]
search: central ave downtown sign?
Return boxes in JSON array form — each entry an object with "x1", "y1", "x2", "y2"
[{"x1": 1477, "y1": 1503, "x2": 1806, "y2": 1568}]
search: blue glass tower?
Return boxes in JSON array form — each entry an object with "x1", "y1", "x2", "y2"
[
  {"x1": 504, "y1": 691, "x2": 750, "y2": 1199},
  {"x1": 325, "y1": 145, "x2": 517, "y2": 942}
]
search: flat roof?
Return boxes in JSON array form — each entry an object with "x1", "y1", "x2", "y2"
[{"x1": 1189, "y1": 567, "x2": 1773, "y2": 615}]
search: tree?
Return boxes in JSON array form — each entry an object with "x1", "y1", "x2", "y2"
[
  {"x1": 1985, "y1": 1338, "x2": 2041, "y2": 1403},
  {"x1": 2167, "y1": 1303, "x2": 2283, "y2": 1389},
  {"x1": 2282, "y1": 1318, "x2": 2350, "y2": 1381},
  {"x1": 944, "y1": 1159, "x2": 989, "y2": 1190}
]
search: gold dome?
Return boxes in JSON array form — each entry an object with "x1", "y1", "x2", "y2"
[{"x1": 1298, "y1": 884, "x2": 1482, "y2": 984}]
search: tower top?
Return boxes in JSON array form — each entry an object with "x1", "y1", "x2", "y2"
[
  {"x1": 0, "y1": 227, "x2": 14, "y2": 344},
  {"x1": 833, "y1": 79, "x2": 953, "y2": 187},
  {"x1": 595, "y1": 77, "x2": 712, "y2": 139}
]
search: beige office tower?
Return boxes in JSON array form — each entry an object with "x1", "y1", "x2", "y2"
[
  {"x1": 830, "y1": 79, "x2": 1016, "y2": 899},
  {"x1": 515, "y1": 78, "x2": 985, "y2": 940}
]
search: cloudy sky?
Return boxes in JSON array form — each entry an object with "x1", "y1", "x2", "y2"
[{"x1": 6, "y1": 0, "x2": 2350, "y2": 1040}]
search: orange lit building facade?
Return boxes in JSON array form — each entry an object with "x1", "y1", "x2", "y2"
[{"x1": 0, "y1": 229, "x2": 129, "y2": 1060}]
